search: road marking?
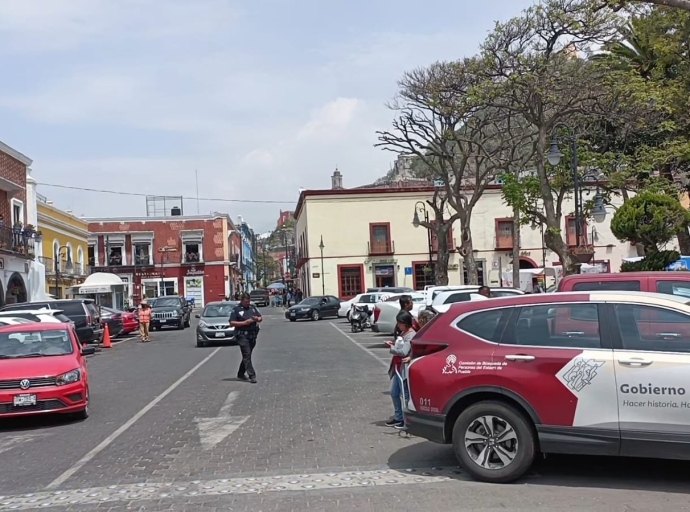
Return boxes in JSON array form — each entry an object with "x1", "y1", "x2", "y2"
[
  {"x1": 194, "y1": 391, "x2": 250, "y2": 450},
  {"x1": 46, "y1": 346, "x2": 223, "y2": 490},
  {"x1": 1, "y1": 467, "x2": 463, "y2": 509},
  {"x1": 330, "y1": 323, "x2": 388, "y2": 368},
  {"x1": 0, "y1": 433, "x2": 49, "y2": 455}
]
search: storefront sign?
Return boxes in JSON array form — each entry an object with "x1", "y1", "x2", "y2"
[
  {"x1": 312, "y1": 273, "x2": 320, "y2": 278},
  {"x1": 136, "y1": 271, "x2": 162, "y2": 279},
  {"x1": 79, "y1": 285, "x2": 111, "y2": 294},
  {"x1": 187, "y1": 266, "x2": 204, "y2": 276},
  {"x1": 158, "y1": 246, "x2": 177, "y2": 252},
  {"x1": 375, "y1": 265, "x2": 395, "y2": 277},
  {"x1": 372, "y1": 258, "x2": 396, "y2": 264}
]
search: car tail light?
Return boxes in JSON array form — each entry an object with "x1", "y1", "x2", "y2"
[
  {"x1": 373, "y1": 306, "x2": 381, "y2": 323},
  {"x1": 411, "y1": 341, "x2": 448, "y2": 359},
  {"x1": 113, "y1": 314, "x2": 122, "y2": 320}
]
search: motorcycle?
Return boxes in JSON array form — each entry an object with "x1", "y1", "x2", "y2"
[{"x1": 350, "y1": 305, "x2": 372, "y2": 333}]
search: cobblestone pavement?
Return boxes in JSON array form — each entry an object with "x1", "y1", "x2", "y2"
[{"x1": 1, "y1": 308, "x2": 690, "y2": 511}]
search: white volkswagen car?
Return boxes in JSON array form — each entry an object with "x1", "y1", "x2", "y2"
[{"x1": 372, "y1": 293, "x2": 427, "y2": 335}]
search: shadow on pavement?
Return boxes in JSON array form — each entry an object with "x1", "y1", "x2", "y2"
[
  {"x1": 387, "y1": 441, "x2": 690, "y2": 492},
  {"x1": 1, "y1": 412, "x2": 81, "y2": 432}
]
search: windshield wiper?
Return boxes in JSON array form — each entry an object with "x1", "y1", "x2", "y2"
[{"x1": 8, "y1": 353, "x2": 44, "y2": 358}]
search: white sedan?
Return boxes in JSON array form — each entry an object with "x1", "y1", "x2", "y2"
[
  {"x1": 427, "y1": 287, "x2": 525, "y2": 313},
  {"x1": 338, "y1": 292, "x2": 390, "y2": 320},
  {"x1": 371, "y1": 293, "x2": 427, "y2": 335},
  {"x1": 0, "y1": 309, "x2": 72, "y2": 325}
]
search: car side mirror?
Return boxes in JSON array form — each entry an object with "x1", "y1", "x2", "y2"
[
  {"x1": 81, "y1": 345, "x2": 96, "y2": 356},
  {"x1": 195, "y1": 314, "x2": 200, "y2": 318}
]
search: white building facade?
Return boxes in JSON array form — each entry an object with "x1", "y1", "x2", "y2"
[{"x1": 294, "y1": 185, "x2": 639, "y2": 299}]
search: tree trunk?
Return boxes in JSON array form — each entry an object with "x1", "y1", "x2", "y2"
[
  {"x1": 460, "y1": 222, "x2": 478, "y2": 285},
  {"x1": 678, "y1": 223, "x2": 690, "y2": 255},
  {"x1": 545, "y1": 229, "x2": 578, "y2": 275},
  {"x1": 434, "y1": 230, "x2": 450, "y2": 286},
  {"x1": 512, "y1": 205, "x2": 521, "y2": 289}
]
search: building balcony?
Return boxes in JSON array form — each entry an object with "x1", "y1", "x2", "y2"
[
  {"x1": 0, "y1": 226, "x2": 35, "y2": 259},
  {"x1": 183, "y1": 252, "x2": 202, "y2": 264},
  {"x1": 368, "y1": 240, "x2": 395, "y2": 256},
  {"x1": 39, "y1": 256, "x2": 54, "y2": 274}
]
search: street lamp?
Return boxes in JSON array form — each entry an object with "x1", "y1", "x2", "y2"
[
  {"x1": 319, "y1": 235, "x2": 325, "y2": 295},
  {"x1": 412, "y1": 201, "x2": 434, "y2": 284}
]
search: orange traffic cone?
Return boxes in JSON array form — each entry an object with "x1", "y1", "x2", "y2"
[{"x1": 102, "y1": 323, "x2": 112, "y2": 348}]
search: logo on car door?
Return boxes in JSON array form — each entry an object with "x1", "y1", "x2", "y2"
[{"x1": 562, "y1": 357, "x2": 605, "y2": 392}]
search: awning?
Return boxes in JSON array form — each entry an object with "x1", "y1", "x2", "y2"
[{"x1": 70, "y1": 272, "x2": 125, "y2": 295}]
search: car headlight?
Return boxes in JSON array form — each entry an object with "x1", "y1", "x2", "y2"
[
  {"x1": 300, "y1": 307, "x2": 311, "y2": 312},
  {"x1": 173, "y1": 310, "x2": 180, "y2": 317},
  {"x1": 56, "y1": 369, "x2": 81, "y2": 386},
  {"x1": 198, "y1": 320, "x2": 208, "y2": 328}
]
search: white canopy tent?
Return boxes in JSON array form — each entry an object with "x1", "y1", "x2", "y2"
[{"x1": 67, "y1": 272, "x2": 127, "y2": 309}]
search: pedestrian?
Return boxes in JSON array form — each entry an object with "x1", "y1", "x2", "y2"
[
  {"x1": 229, "y1": 292, "x2": 262, "y2": 384},
  {"x1": 478, "y1": 286, "x2": 491, "y2": 298},
  {"x1": 532, "y1": 278, "x2": 544, "y2": 293},
  {"x1": 385, "y1": 311, "x2": 415, "y2": 429},
  {"x1": 295, "y1": 288, "x2": 303, "y2": 303},
  {"x1": 396, "y1": 295, "x2": 420, "y2": 332},
  {"x1": 138, "y1": 299, "x2": 151, "y2": 342},
  {"x1": 287, "y1": 290, "x2": 293, "y2": 307}
]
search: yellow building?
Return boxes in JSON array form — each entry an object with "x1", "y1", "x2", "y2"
[{"x1": 36, "y1": 195, "x2": 90, "y2": 298}]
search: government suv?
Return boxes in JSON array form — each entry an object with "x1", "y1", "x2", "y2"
[
  {"x1": 150, "y1": 296, "x2": 191, "y2": 330},
  {"x1": 0, "y1": 299, "x2": 103, "y2": 345},
  {"x1": 404, "y1": 291, "x2": 690, "y2": 483}
]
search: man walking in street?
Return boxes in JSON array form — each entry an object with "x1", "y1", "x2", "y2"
[
  {"x1": 229, "y1": 292, "x2": 262, "y2": 384},
  {"x1": 138, "y1": 299, "x2": 151, "y2": 342}
]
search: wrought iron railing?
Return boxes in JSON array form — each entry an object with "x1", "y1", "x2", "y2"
[{"x1": 0, "y1": 226, "x2": 35, "y2": 258}]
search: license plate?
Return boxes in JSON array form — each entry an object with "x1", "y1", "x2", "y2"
[
  {"x1": 13, "y1": 394, "x2": 36, "y2": 407},
  {"x1": 160, "y1": 319, "x2": 167, "y2": 323},
  {"x1": 290, "y1": 313, "x2": 296, "y2": 317},
  {"x1": 214, "y1": 332, "x2": 226, "y2": 338}
]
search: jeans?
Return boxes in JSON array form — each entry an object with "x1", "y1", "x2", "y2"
[
  {"x1": 237, "y1": 333, "x2": 257, "y2": 377},
  {"x1": 391, "y1": 375, "x2": 410, "y2": 422}
]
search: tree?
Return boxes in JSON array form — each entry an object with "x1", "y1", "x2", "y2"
[
  {"x1": 255, "y1": 244, "x2": 279, "y2": 286},
  {"x1": 606, "y1": 0, "x2": 690, "y2": 11},
  {"x1": 377, "y1": 59, "x2": 531, "y2": 284},
  {"x1": 610, "y1": 189, "x2": 690, "y2": 252},
  {"x1": 477, "y1": 0, "x2": 623, "y2": 274}
]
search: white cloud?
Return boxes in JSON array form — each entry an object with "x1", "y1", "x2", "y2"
[
  {"x1": 242, "y1": 150, "x2": 274, "y2": 167},
  {"x1": 297, "y1": 98, "x2": 362, "y2": 141}
]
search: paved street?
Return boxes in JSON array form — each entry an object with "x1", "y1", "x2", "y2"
[{"x1": 1, "y1": 307, "x2": 690, "y2": 511}]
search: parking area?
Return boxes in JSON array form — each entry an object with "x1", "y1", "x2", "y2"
[{"x1": 330, "y1": 317, "x2": 393, "y2": 368}]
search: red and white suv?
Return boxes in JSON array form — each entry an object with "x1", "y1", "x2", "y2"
[{"x1": 404, "y1": 291, "x2": 690, "y2": 483}]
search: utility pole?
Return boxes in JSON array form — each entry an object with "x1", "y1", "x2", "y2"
[{"x1": 512, "y1": 168, "x2": 521, "y2": 290}]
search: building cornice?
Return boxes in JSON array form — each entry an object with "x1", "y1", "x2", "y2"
[
  {"x1": 37, "y1": 212, "x2": 90, "y2": 238},
  {"x1": 86, "y1": 213, "x2": 232, "y2": 224},
  {"x1": 0, "y1": 140, "x2": 32, "y2": 167}
]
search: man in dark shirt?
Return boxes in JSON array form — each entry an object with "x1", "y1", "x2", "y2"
[{"x1": 229, "y1": 292, "x2": 263, "y2": 383}]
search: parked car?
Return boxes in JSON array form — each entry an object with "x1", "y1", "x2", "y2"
[
  {"x1": 99, "y1": 308, "x2": 124, "y2": 338},
  {"x1": 249, "y1": 290, "x2": 269, "y2": 307},
  {"x1": 101, "y1": 307, "x2": 138, "y2": 335},
  {"x1": 338, "y1": 292, "x2": 391, "y2": 320},
  {"x1": 366, "y1": 287, "x2": 414, "y2": 293},
  {"x1": 372, "y1": 293, "x2": 427, "y2": 334},
  {"x1": 404, "y1": 291, "x2": 690, "y2": 483},
  {"x1": 427, "y1": 287, "x2": 525, "y2": 313},
  {"x1": 285, "y1": 296, "x2": 341, "y2": 321},
  {"x1": 0, "y1": 299, "x2": 103, "y2": 345},
  {"x1": 195, "y1": 301, "x2": 238, "y2": 347},
  {"x1": 0, "y1": 309, "x2": 73, "y2": 326},
  {"x1": 0, "y1": 322, "x2": 94, "y2": 420},
  {"x1": 150, "y1": 296, "x2": 191, "y2": 330},
  {"x1": 0, "y1": 317, "x2": 36, "y2": 326},
  {"x1": 557, "y1": 271, "x2": 690, "y2": 296}
]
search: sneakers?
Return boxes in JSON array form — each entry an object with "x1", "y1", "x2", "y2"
[
  {"x1": 249, "y1": 376, "x2": 257, "y2": 384},
  {"x1": 385, "y1": 418, "x2": 403, "y2": 427},
  {"x1": 237, "y1": 374, "x2": 248, "y2": 381},
  {"x1": 394, "y1": 422, "x2": 407, "y2": 430}
]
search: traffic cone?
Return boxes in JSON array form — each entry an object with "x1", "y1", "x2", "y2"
[{"x1": 102, "y1": 323, "x2": 112, "y2": 348}]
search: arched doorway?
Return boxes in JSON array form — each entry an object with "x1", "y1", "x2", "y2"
[
  {"x1": 519, "y1": 256, "x2": 538, "y2": 269},
  {"x1": 7, "y1": 272, "x2": 27, "y2": 304},
  {"x1": 0, "y1": 279, "x2": 5, "y2": 308}
]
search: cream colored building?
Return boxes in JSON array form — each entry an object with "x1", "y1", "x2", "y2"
[{"x1": 294, "y1": 184, "x2": 640, "y2": 299}]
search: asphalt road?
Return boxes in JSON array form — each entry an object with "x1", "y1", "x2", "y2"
[{"x1": 1, "y1": 307, "x2": 690, "y2": 511}]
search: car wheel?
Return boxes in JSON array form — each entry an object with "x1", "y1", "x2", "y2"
[
  {"x1": 311, "y1": 310, "x2": 320, "y2": 321},
  {"x1": 72, "y1": 388, "x2": 89, "y2": 421},
  {"x1": 196, "y1": 339, "x2": 205, "y2": 347},
  {"x1": 177, "y1": 321, "x2": 184, "y2": 330},
  {"x1": 346, "y1": 311, "x2": 351, "y2": 322},
  {"x1": 184, "y1": 318, "x2": 191, "y2": 328},
  {"x1": 452, "y1": 401, "x2": 535, "y2": 483}
]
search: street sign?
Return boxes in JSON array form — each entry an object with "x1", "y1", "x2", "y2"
[{"x1": 404, "y1": 267, "x2": 413, "y2": 275}]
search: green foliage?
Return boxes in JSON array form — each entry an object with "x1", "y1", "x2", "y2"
[
  {"x1": 610, "y1": 190, "x2": 690, "y2": 249},
  {"x1": 620, "y1": 249, "x2": 680, "y2": 271}
]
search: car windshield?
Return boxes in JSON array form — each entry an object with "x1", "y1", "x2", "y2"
[
  {"x1": 202, "y1": 303, "x2": 237, "y2": 317},
  {"x1": 0, "y1": 329, "x2": 73, "y2": 358},
  {"x1": 299, "y1": 298, "x2": 321, "y2": 306},
  {"x1": 154, "y1": 298, "x2": 181, "y2": 307}
]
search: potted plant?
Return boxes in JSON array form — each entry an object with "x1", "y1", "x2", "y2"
[
  {"x1": 23, "y1": 223, "x2": 35, "y2": 239},
  {"x1": 572, "y1": 244, "x2": 595, "y2": 264}
]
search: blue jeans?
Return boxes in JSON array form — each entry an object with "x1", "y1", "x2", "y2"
[{"x1": 391, "y1": 375, "x2": 410, "y2": 422}]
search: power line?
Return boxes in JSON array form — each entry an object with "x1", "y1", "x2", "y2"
[{"x1": 37, "y1": 182, "x2": 296, "y2": 205}]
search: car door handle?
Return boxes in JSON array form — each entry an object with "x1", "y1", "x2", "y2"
[
  {"x1": 561, "y1": 331, "x2": 585, "y2": 337},
  {"x1": 656, "y1": 332, "x2": 681, "y2": 338},
  {"x1": 618, "y1": 358, "x2": 653, "y2": 367},
  {"x1": 505, "y1": 354, "x2": 535, "y2": 362}
]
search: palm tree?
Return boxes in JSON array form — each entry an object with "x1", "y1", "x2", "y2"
[{"x1": 592, "y1": 21, "x2": 658, "y2": 78}]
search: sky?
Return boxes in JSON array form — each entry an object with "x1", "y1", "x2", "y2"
[{"x1": 0, "y1": 0, "x2": 535, "y2": 233}]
